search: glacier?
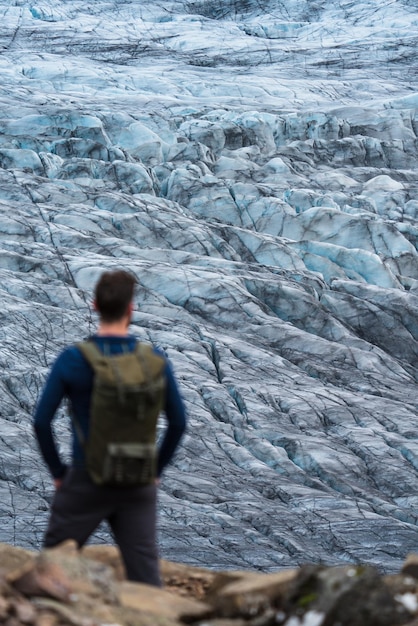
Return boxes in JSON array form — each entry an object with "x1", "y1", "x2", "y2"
[{"x1": 0, "y1": 0, "x2": 418, "y2": 573}]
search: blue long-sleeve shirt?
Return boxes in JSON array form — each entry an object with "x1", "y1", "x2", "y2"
[{"x1": 34, "y1": 335, "x2": 187, "y2": 479}]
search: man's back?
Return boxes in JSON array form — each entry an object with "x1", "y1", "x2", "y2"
[
  {"x1": 34, "y1": 334, "x2": 186, "y2": 479},
  {"x1": 33, "y1": 268, "x2": 187, "y2": 586}
]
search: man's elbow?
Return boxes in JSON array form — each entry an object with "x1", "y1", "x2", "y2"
[
  {"x1": 178, "y1": 415, "x2": 187, "y2": 436},
  {"x1": 169, "y1": 419, "x2": 187, "y2": 442},
  {"x1": 33, "y1": 419, "x2": 49, "y2": 439}
]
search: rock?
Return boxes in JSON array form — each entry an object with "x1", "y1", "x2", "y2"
[
  {"x1": 402, "y1": 555, "x2": 418, "y2": 580},
  {"x1": 33, "y1": 596, "x2": 118, "y2": 626},
  {"x1": 10, "y1": 596, "x2": 37, "y2": 623},
  {"x1": 1, "y1": 543, "x2": 418, "y2": 626},
  {"x1": 81, "y1": 544, "x2": 126, "y2": 581},
  {"x1": 193, "y1": 617, "x2": 249, "y2": 626},
  {"x1": 161, "y1": 560, "x2": 217, "y2": 601},
  {"x1": 12, "y1": 556, "x2": 73, "y2": 603},
  {"x1": 208, "y1": 569, "x2": 298, "y2": 618},
  {"x1": 81, "y1": 546, "x2": 217, "y2": 600},
  {"x1": 384, "y1": 573, "x2": 418, "y2": 596},
  {"x1": 284, "y1": 564, "x2": 412, "y2": 626},
  {"x1": 0, "y1": 595, "x2": 10, "y2": 621},
  {"x1": 33, "y1": 615, "x2": 59, "y2": 626},
  {"x1": 12, "y1": 540, "x2": 117, "y2": 603},
  {"x1": 117, "y1": 580, "x2": 212, "y2": 622},
  {"x1": 0, "y1": 543, "x2": 35, "y2": 581}
]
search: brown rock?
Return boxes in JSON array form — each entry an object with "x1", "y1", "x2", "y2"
[
  {"x1": 33, "y1": 597, "x2": 109, "y2": 626},
  {"x1": 80, "y1": 547, "x2": 217, "y2": 601},
  {"x1": 285, "y1": 564, "x2": 411, "y2": 626},
  {"x1": 118, "y1": 580, "x2": 212, "y2": 622},
  {"x1": 13, "y1": 541, "x2": 118, "y2": 605},
  {"x1": 45, "y1": 542, "x2": 116, "y2": 599},
  {"x1": 81, "y1": 544, "x2": 126, "y2": 581},
  {"x1": 0, "y1": 594, "x2": 10, "y2": 620},
  {"x1": 0, "y1": 543, "x2": 35, "y2": 582},
  {"x1": 209, "y1": 568, "x2": 298, "y2": 618},
  {"x1": 384, "y1": 573, "x2": 418, "y2": 596},
  {"x1": 12, "y1": 558, "x2": 72, "y2": 602},
  {"x1": 10, "y1": 597, "x2": 37, "y2": 623},
  {"x1": 207, "y1": 569, "x2": 261, "y2": 596},
  {"x1": 161, "y1": 559, "x2": 217, "y2": 601},
  {"x1": 4, "y1": 618, "x2": 23, "y2": 626},
  {"x1": 110, "y1": 605, "x2": 185, "y2": 626},
  {"x1": 34, "y1": 612, "x2": 59, "y2": 626},
  {"x1": 192, "y1": 620, "x2": 248, "y2": 626},
  {"x1": 402, "y1": 555, "x2": 418, "y2": 580},
  {"x1": 51, "y1": 541, "x2": 78, "y2": 554}
]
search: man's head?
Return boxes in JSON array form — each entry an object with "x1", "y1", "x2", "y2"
[{"x1": 94, "y1": 270, "x2": 137, "y2": 323}]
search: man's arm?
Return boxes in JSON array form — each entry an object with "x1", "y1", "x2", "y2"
[
  {"x1": 33, "y1": 354, "x2": 68, "y2": 480},
  {"x1": 157, "y1": 360, "x2": 187, "y2": 477}
]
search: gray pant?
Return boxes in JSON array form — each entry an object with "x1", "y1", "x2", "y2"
[{"x1": 44, "y1": 467, "x2": 161, "y2": 586}]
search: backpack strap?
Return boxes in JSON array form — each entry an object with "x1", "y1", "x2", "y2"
[
  {"x1": 70, "y1": 341, "x2": 105, "y2": 449},
  {"x1": 134, "y1": 342, "x2": 150, "y2": 381},
  {"x1": 77, "y1": 340, "x2": 146, "y2": 366},
  {"x1": 134, "y1": 343, "x2": 166, "y2": 393},
  {"x1": 76, "y1": 340, "x2": 104, "y2": 369}
]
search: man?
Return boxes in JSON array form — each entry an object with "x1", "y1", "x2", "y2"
[{"x1": 34, "y1": 269, "x2": 187, "y2": 586}]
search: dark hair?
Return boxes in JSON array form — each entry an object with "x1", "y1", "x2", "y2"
[{"x1": 94, "y1": 270, "x2": 137, "y2": 322}]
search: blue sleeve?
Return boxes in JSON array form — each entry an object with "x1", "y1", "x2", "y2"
[
  {"x1": 157, "y1": 359, "x2": 187, "y2": 476},
  {"x1": 33, "y1": 353, "x2": 68, "y2": 479}
]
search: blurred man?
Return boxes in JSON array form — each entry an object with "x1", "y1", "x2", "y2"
[{"x1": 34, "y1": 269, "x2": 186, "y2": 586}]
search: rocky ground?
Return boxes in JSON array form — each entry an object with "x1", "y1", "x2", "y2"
[{"x1": 3, "y1": 542, "x2": 418, "y2": 626}]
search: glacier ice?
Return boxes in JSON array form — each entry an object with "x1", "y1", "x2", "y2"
[{"x1": 0, "y1": 0, "x2": 417, "y2": 574}]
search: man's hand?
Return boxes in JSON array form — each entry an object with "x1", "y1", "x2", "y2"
[{"x1": 54, "y1": 478, "x2": 63, "y2": 490}]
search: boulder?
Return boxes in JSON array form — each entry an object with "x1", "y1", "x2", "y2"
[
  {"x1": 12, "y1": 540, "x2": 117, "y2": 602},
  {"x1": 0, "y1": 543, "x2": 417, "y2": 625},
  {"x1": 208, "y1": 568, "x2": 298, "y2": 618},
  {"x1": 161, "y1": 559, "x2": 217, "y2": 600},
  {"x1": 118, "y1": 580, "x2": 212, "y2": 622},
  {"x1": 0, "y1": 542, "x2": 35, "y2": 581},
  {"x1": 284, "y1": 564, "x2": 411, "y2": 626},
  {"x1": 81, "y1": 544, "x2": 126, "y2": 580},
  {"x1": 82, "y1": 544, "x2": 217, "y2": 599},
  {"x1": 402, "y1": 554, "x2": 418, "y2": 580}
]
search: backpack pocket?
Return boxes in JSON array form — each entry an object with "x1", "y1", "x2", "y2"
[{"x1": 100, "y1": 443, "x2": 157, "y2": 485}]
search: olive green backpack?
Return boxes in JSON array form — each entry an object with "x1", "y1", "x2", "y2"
[{"x1": 73, "y1": 340, "x2": 166, "y2": 486}]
